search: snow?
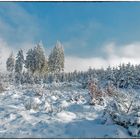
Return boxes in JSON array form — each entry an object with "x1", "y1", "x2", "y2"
[
  {"x1": 33, "y1": 97, "x2": 41, "y2": 104},
  {"x1": 0, "y1": 82, "x2": 133, "y2": 138},
  {"x1": 65, "y1": 122, "x2": 129, "y2": 138},
  {"x1": 56, "y1": 111, "x2": 76, "y2": 122},
  {"x1": 51, "y1": 95, "x2": 57, "y2": 101},
  {"x1": 60, "y1": 100, "x2": 69, "y2": 108},
  {"x1": 136, "y1": 112, "x2": 140, "y2": 117}
]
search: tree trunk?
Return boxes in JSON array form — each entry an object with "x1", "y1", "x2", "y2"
[{"x1": 127, "y1": 101, "x2": 133, "y2": 114}]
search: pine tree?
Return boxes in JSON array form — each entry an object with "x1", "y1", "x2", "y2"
[
  {"x1": 34, "y1": 42, "x2": 46, "y2": 73},
  {"x1": 6, "y1": 52, "x2": 15, "y2": 73},
  {"x1": 118, "y1": 63, "x2": 126, "y2": 88},
  {"x1": 42, "y1": 59, "x2": 48, "y2": 74},
  {"x1": 14, "y1": 49, "x2": 24, "y2": 84},
  {"x1": 25, "y1": 42, "x2": 46, "y2": 74},
  {"x1": 15, "y1": 49, "x2": 24, "y2": 74},
  {"x1": 25, "y1": 49, "x2": 36, "y2": 74},
  {"x1": 135, "y1": 65, "x2": 140, "y2": 88},
  {"x1": 48, "y1": 41, "x2": 64, "y2": 73}
]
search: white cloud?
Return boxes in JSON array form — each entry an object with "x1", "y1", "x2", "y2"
[
  {"x1": 104, "y1": 42, "x2": 140, "y2": 67},
  {"x1": 0, "y1": 38, "x2": 12, "y2": 72},
  {"x1": 120, "y1": 43, "x2": 140, "y2": 58},
  {"x1": 103, "y1": 42, "x2": 140, "y2": 58},
  {"x1": 65, "y1": 56, "x2": 107, "y2": 72},
  {"x1": 0, "y1": 3, "x2": 39, "y2": 44},
  {"x1": 65, "y1": 42, "x2": 140, "y2": 72}
]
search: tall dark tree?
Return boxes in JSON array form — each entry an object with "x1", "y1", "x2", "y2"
[
  {"x1": 15, "y1": 49, "x2": 24, "y2": 74},
  {"x1": 6, "y1": 52, "x2": 15, "y2": 73}
]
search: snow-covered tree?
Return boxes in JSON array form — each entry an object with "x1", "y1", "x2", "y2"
[
  {"x1": 25, "y1": 49, "x2": 36, "y2": 74},
  {"x1": 25, "y1": 42, "x2": 46, "y2": 74},
  {"x1": 41, "y1": 59, "x2": 48, "y2": 75},
  {"x1": 116, "y1": 64, "x2": 126, "y2": 88},
  {"x1": 47, "y1": 73, "x2": 55, "y2": 83},
  {"x1": 14, "y1": 49, "x2": 24, "y2": 84},
  {"x1": 27, "y1": 72, "x2": 34, "y2": 84},
  {"x1": 134, "y1": 65, "x2": 140, "y2": 88},
  {"x1": 125, "y1": 63, "x2": 135, "y2": 88},
  {"x1": 15, "y1": 49, "x2": 24, "y2": 74},
  {"x1": 15, "y1": 72, "x2": 23, "y2": 84},
  {"x1": 6, "y1": 52, "x2": 15, "y2": 73},
  {"x1": 34, "y1": 42, "x2": 46, "y2": 73},
  {"x1": 48, "y1": 41, "x2": 64, "y2": 73}
]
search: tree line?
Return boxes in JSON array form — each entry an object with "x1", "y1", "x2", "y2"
[
  {"x1": 43, "y1": 63, "x2": 140, "y2": 89},
  {"x1": 6, "y1": 41, "x2": 64, "y2": 84},
  {"x1": 6, "y1": 40, "x2": 140, "y2": 89}
]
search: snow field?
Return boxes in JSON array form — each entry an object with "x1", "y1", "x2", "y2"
[{"x1": 0, "y1": 83, "x2": 131, "y2": 138}]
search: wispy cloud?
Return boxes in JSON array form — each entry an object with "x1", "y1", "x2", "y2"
[
  {"x1": 65, "y1": 56, "x2": 107, "y2": 72},
  {"x1": 65, "y1": 42, "x2": 140, "y2": 72},
  {"x1": 103, "y1": 42, "x2": 140, "y2": 58},
  {"x1": 0, "y1": 38, "x2": 12, "y2": 71},
  {"x1": 0, "y1": 3, "x2": 39, "y2": 46}
]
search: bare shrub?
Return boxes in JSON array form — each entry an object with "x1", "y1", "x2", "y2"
[
  {"x1": 88, "y1": 79, "x2": 104, "y2": 105},
  {"x1": 105, "y1": 81, "x2": 116, "y2": 97}
]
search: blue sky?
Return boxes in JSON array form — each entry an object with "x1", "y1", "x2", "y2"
[{"x1": 1, "y1": 2, "x2": 140, "y2": 71}]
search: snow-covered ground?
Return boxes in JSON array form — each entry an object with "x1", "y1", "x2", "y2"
[{"x1": 0, "y1": 82, "x2": 131, "y2": 138}]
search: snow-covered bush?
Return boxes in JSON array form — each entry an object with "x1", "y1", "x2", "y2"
[
  {"x1": 33, "y1": 85, "x2": 44, "y2": 96},
  {"x1": 24, "y1": 99, "x2": 32, "y2": 110},
  {"x1": 24, "y1": 97, "x2": 41, "y2": 111},
  {"x1": 34, "y1": 75, "x2": 41, "y2": 84},
  {"x1": 0, "y1": 82, "x2": 5, "y2": 93},
  {"x1": 103, "y1": 88, "x2": 140, "y2": 137},
  {"x1": 44, "y1": 101, "x2": 53, "y2": 113}
]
